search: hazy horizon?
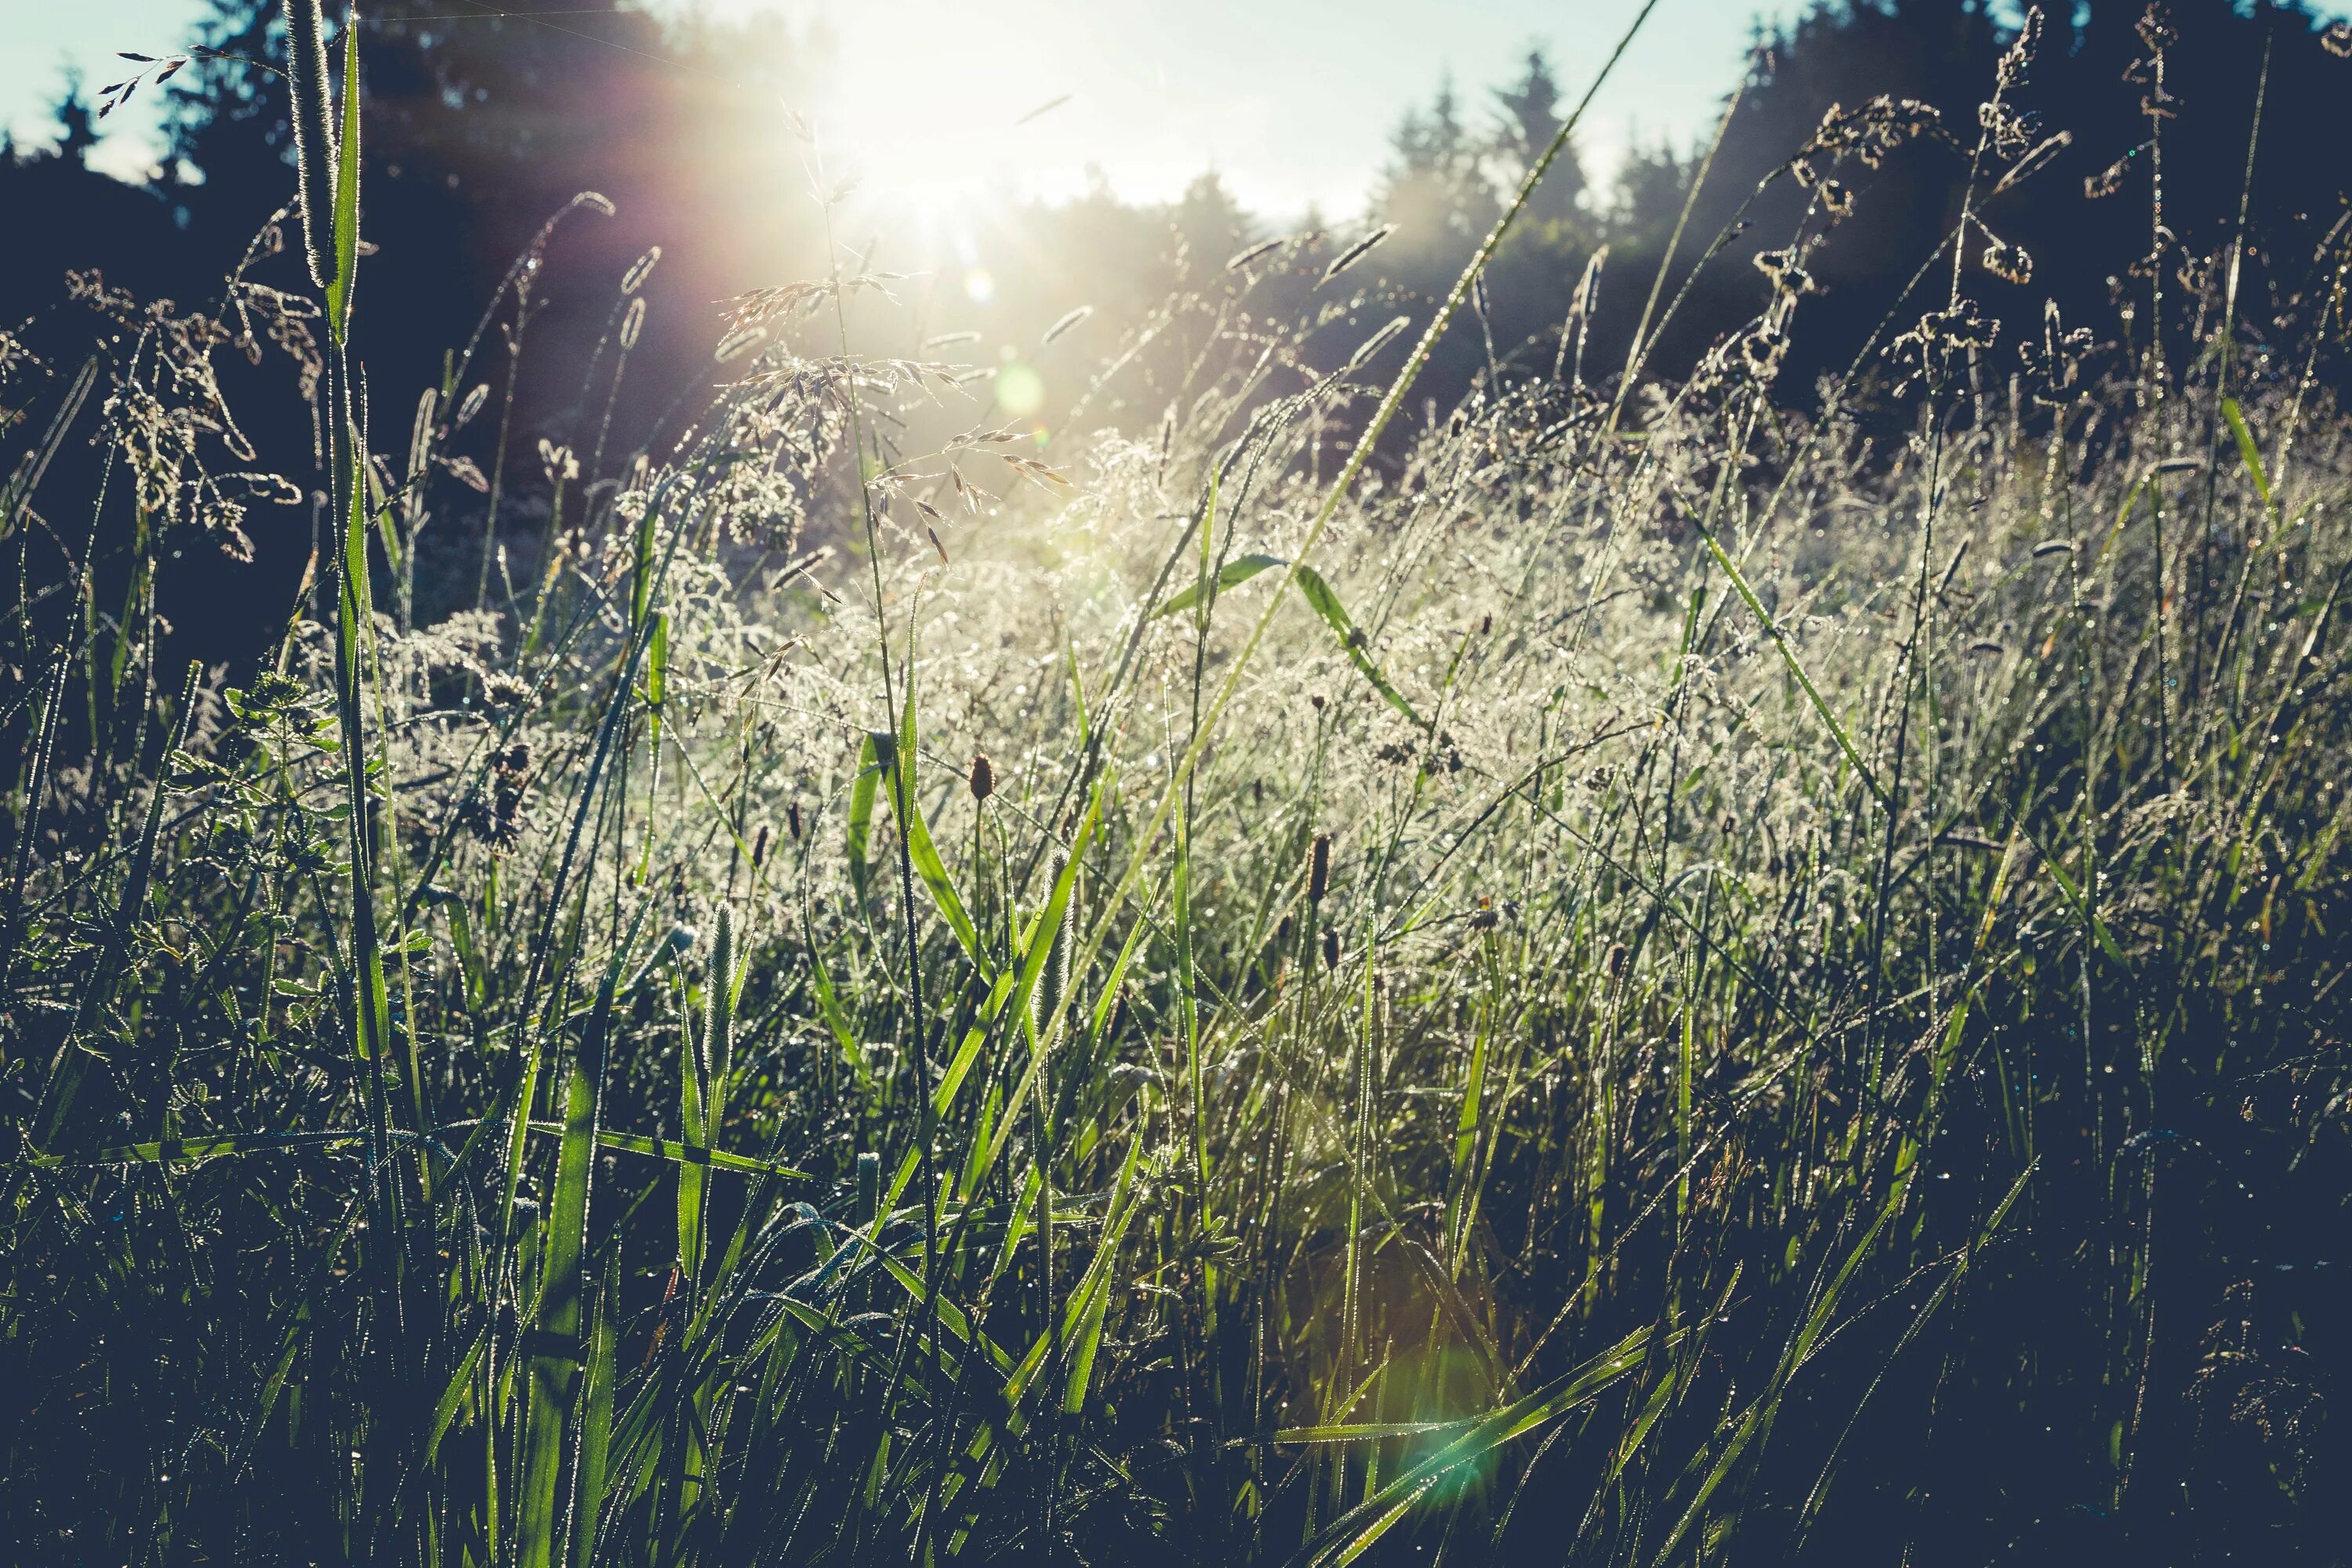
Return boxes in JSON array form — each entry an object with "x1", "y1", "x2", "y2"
[{"x1": 5, "y1": 0, "x2": 1784, "y2": 217}]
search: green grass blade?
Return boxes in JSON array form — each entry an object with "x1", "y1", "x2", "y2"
[
  {"x1": 324, "y1": 9, "x2": 362, "y2": 339},
  {"x1": 1693, "y1": 527, "x2": 1888, "y2": 811},
  {"x1": 679, "y1": 902, "x2": 734, "y2": 1287},
  {"x1": 889, "y1": 693, "x2": 988, "y2": 974},
  {"x1": 600, "y1": 1128, "x2": 805, "y2": 1178},
  {"x1": 23, "y1": 1128, "x2": 368, "y2": 1169},
  {"x1": 1058, "y1": 1131, "x2": 1144, "y2": 1415},
  {"x1": 847, "y1": 733, "x2": 880, "y2": 902},
  {"x1": 2221, "y1": 396, "x2": 2274, "y2": 513},
  {"x1": 1153, "y1": 553, "x2": 1287, "y2": 619},
  {"x1": 37, "y1": 659, "x2": 203, "y2": 1149},
  {"x1": 1294, "y1": 564, "x2": 1424, "y2": 726},
  {"x1": 517, "y1": 898, "x2": 647, "y2": 1568},
  {"x1": 968, "y1": 782, "x2": 1105, "y2": 1190},
  {"x1": 570, "y1": 1248, "x2": 620, "y2": 1568}
]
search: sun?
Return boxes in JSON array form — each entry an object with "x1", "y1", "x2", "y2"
[{"x1": 790, "y1": 2, "x2": 1087, "y2": 225}]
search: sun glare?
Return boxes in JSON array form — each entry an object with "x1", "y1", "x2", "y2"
[{"x1": 797, "y1": 2, "x2": 1091, "y2": 225}]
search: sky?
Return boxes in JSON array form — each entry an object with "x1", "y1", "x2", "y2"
[{"x1": 3, "y1": 0, "x2": 1787, "y2": 212}]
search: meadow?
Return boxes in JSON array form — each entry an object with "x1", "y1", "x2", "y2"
[{"x1": 4, "y1": 3, "x2": 2350, "y2": 1563}]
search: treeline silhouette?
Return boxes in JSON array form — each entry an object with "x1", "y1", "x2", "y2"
[{"x1": 5, "y1": 0, "x2": 2352, "y2": 668}]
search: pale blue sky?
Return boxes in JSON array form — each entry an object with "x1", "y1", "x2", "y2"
[{"x1": 5, "y1": 1, "x2": 1786, "y2": 211}]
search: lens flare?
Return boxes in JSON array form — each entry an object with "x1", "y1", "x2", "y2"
[{"x1": 994, "y1": 361, "x2": 1045, "y2": 417}]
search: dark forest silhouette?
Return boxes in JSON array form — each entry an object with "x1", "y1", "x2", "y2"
[{"x1": 7, "y1": 0, "x2": 2352, "y2": 667}]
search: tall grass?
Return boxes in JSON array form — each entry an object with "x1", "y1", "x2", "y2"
[{"x1": 5, "y1": 5, "x2": 2351, "y2": 1564}]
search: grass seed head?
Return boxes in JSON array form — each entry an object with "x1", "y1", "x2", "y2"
[
  {"x1": 620, "y1": 245, "x2": 661, "y2": 296},
  {"x1": 284, "y1": 0, "x2": 339, "y2": 292},
  {"x1": 1225, "y1": 236, "x2": 1283, "y2": 271},
  {"x1": 452, "y1": 381, "x2": 490, "y2": 430},
  {"x1": 1319, "y1": 223, "x2": 1394, "y2": 287},
  {"x1": 1044, "y1": 305, "x2": 1094, "y2": 344},
  {"x1": 1998, "y1": 7, "x2": 2043, "y2": 88}
]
